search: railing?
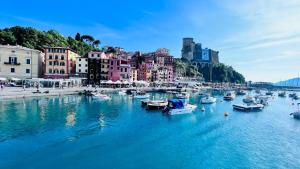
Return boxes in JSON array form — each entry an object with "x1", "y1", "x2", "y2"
[{"x1": 4, "y1": 62, "x2": 21, "y2": 65}]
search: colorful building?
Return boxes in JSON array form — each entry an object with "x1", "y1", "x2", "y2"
[
  {"x1": 0, "y1": 45, "x2": 43, "y2": 79},
  {"x1": 44, "y1": 47, "x2": 79, "y2": 79}
]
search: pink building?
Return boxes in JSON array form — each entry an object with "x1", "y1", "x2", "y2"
[
  {"x1": 108, "y1": 57, "x2": 120, "y2": 81},
  {"x1": 108, "y1": 57, "x2": 131, "y2": 82}
]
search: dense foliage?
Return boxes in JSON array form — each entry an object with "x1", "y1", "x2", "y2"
[
  {"x1": 174, "y1": 58, "x2": 245, "y2": 83},
  {"x1": 173, "y1": 59, "x2": 202, "y2": 78},
  {"x1": 0, "y1": 26, "x2": 100, "y2": 56}
]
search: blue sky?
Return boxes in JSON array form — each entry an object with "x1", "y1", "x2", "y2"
[{"x1": 1, "y1": 0, "x2": 300, "y2": 82}]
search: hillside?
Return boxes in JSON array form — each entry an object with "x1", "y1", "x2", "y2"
[
  {"x1": 275, "y1": 78, "x2": 300, "y2": 87},
  {"x1": 173, "y1": 58, "x2": 245, "y2": 83},
  {"x1": 0, "y1": 26, "x2": 100, "y2": 56}
]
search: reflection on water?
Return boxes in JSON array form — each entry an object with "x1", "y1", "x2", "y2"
[
  {"x1": 0, "y1": 95, "x2": 123, "y2": 142},
  {"x1": 1, "y1": 91, "x2": 300, "y2": 169}
]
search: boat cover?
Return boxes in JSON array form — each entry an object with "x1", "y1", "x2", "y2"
[{"x1": 169, "y1": 99, "x2": 184, "y2": 109}]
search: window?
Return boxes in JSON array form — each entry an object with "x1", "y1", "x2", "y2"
[
  {"x1": 11, "y1": 68, "x2": 15, "y2": 73},
  {"x1": 49, "y1": 61, "x2": 52, "y2": 65},
  {"x1": 79, "y1": 64, "x2": 81, "y2": 67},
  {"x1": 125, "y1": 68, "x2": 127, "y2": 72},
  {"x1": 79, "y1": 58, "x2": 81, "y2": 61},
  {"x1": 26, "y1": 69, "x2": 30, "y2": 74},
  {"x1": 60, "y1": 69, "x2": 65, "y2": 74},
  {"x1": 49, "y1": 55, "x2": 53, "y2": 59},
  {"x1": 26, "y1": 58, "x2": 31, "y2": 64},
  {"x1": 85, "y1": 64, "x2": 87, "y2": 67},
  {"x1": 60, "y1": 62, "x2": 65, "y2": 66},
  {"x1": 61, "y1": 56, "x2": 64, "y2": 60},
  {"x1": 85, "y1": 69, "x2": 87, "y2": 73},
  {"x1": 9, "y1": 57, "x2": 17, "y2": 64},
  {"x1": 55, "y1": 55, "x2": 58, "y2": 60},
  {"x1": 49, "y1": 69, "x2": 52, "y2": 73},
  {"x1": 79, "y1": 69, "x2": 81, "y2": 73},
  {"x1": 121, "y1": 68, "x2": 123, "y2": 72}
]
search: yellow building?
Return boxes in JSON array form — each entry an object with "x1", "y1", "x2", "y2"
[
  {"x1": 44, "y1": 47, "x2": 80, "y2": 79},
  {"x1": 130, "y1": 67, "x2": 138, "y2": 82},
  {"x1": 0, "y1": 45, "x2": 43, "y2": 79}
]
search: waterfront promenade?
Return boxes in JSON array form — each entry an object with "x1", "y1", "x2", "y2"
[{"x1": 0, "y1": 86, "x2": 181, "y2": 100}]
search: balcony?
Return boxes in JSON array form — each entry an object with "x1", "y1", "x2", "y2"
[{"x1": 4, "y1": 62, "x2": 21, "y2": 65}]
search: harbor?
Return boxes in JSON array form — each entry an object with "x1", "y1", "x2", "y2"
[{"x1": 1, "y1": 89, "x2": 300, "y2": 168}]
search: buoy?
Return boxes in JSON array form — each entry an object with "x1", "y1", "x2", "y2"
[
  {"x1": 224, "y1": 112, "x2": 229, "y2": 117},
  {"x1": 201, "y1": 107, "x2": 205, "y2": 112}
]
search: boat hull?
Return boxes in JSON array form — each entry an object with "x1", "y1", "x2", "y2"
[{"x1": 168, "y1": 104, "x2": 197, "y2": 115}]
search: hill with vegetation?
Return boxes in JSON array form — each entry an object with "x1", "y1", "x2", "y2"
[
  {"x1": 173, "y1": 58, "x2": 245, "y2": 83},
  {"x1": 0, "y1": 26, "x2": 101, "y2": 56}
]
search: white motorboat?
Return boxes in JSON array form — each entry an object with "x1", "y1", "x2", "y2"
[
  {"x1": 175, "y1": 92, "x2": 189, "y2": 99},
  {"x1": 233, "y1": 103, "x2": 264, "y2": 111},
  {"x1": 132, "y1": 92, "x2": 150, "y2": 99},
  {"x1": 93, "y1": 93, "x2": 111, "y2": 100},
  {"x1": 290, "y1": 103, "x2": 300, "y2": 119},
  {"x1": 163, "y1": 99, "x2": 197, "y2": 115},
  {"x1": 255, "y1": 95, "x2": 270, "y2": 106},
  {"x1": 146, "y1": 100, "x2": 168, "y2": 110},
  {"x1": 242, "y1": 96, "x2": 255, "y2": 104},
  {"x1": 118, "y1": 90, "x2": 127, "y2": 95},
  {"x1": 201, "y1": 96, "x2": 217, "y2": 104},
  {"x1": 266, "y1": 91, "x2": 273, "y2": 96},
  {"x1": 236, "y1": 90, "x2": 247, "y2": 95},
  {"x1": 223, "y1": 91, "x2": 236, "y2": 101}
]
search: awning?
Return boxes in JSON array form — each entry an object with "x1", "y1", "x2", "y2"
[
  {"x1": 11, "y1": 77, "x2": 21, "y2": 81},
  {"x1": 0, "y1": 77, "x2": 7, "y2": 81}
]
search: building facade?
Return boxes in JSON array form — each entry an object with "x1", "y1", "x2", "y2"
[
  {"x1": 0, "y1": 45, "x2": 43, "y2": 79},
  {"x1": 44, "y1": 47, "x2": 79, "y2": 79},
  {"x1": 87, "y1": 51, "x2": 110, "y2": 84},
  {"x1": 76, "y1": 56, "x2": 88, "y2": 78}
]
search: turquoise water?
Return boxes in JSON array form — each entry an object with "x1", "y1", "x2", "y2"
[{"x1": 1, "y1": 92, "x2": 300, "y2": 169}]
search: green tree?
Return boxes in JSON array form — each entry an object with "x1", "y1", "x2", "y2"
[{"x1": 75, "y1": 33, "x2": 81, "y2": 41}]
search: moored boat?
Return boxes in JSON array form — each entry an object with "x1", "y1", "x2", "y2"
[
  {"x1": 146, "y1": 100, "x2": 168, "y2": 110},
  {"x1": 290, "y1": 103, "x2": 300, "y2": 119},
  {"x1": 236, "y1": 90, "x2": 247, "y2": 95},
  {"x1": 118, "y1": 90, "x2": 127, "y2": 95},
  {"x1": 133, "y1": 91, "x2": 150, "y2": 99},
  {"x1": 201, "y1": 96, "x2": 217, "y2": 104},
  {"x1": 175, "y1": 92, "x2": 189, "y2": 99},
  {"x1": 278, "y1": 91, "x2": 286, "y2": 97},
  {"x1": 92, "y1": 93, "x2": 111, "y2": 100},
  {"x1": 266, "y1": 91, "x2": 273, "y2": 96},
  {"x1": 243, "y1": 96, "x2": 255, "y2": 104},
  {"x1": 223, "y1": 91, "x2": 236, "y2": 101},
  {"x1": 233, "y1": 103, "x2": 264, "y2": 111},
  {"x1": 162, "y1": 99, "x2": 197, "y2": 115}
]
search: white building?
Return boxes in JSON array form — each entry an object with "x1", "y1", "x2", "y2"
[
  {"x1": 0, "y1": 45, "x2": 43, "y2": 79},
  {"x1": 76, "y1": 56, "x2": 88, "y2": 78}
]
